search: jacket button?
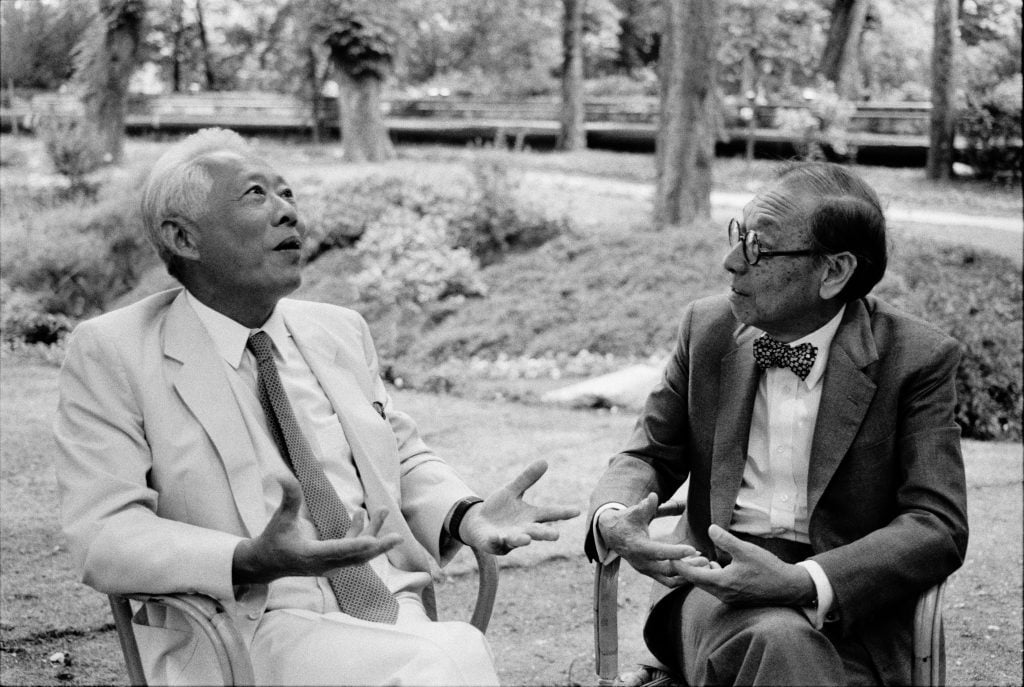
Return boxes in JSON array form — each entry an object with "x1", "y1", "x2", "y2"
[{"x1": 247, "y1": 611, "x2": 259, "y2": 621}]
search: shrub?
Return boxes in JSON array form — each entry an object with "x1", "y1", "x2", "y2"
[
  {"x1": 0, "y1": 280, "x2": 73, "y2": 345},
  {"x1": 870, "y1": 242, "x2": 1021, "y2": 441},
  {"x1": 448, "y1": 157, "x2": 569, "y2": 266},
  {"x1": 35, "y1": 114, "x2": 106, "y2": 197},
  {"x1": 0, "y1": 188, "x2": 155, "y2": 318},
  {"x1": 957, "y1": 74, "x2": 1023, "y2": 183},
  {"x1": 350, "y1": 207, "x2": 486, "y2": 309},
  {"x1": 305, "y1": 160, "x2": 565, "y2": 267}
]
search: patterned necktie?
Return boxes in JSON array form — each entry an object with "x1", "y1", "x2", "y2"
[
  {"x1": 246, "y1": 331, "x2": 399, "y2": 624},
  {"x1": 752, "y1": 334, "x2": 817, "y2": 381}
]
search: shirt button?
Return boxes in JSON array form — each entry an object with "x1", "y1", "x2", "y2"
[{"x1": 781, "y1": 494, "x2": 790, "y2": 502}]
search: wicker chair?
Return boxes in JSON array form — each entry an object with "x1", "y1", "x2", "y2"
[
  {"x1": 593, "y1": 502, "x2": 948, "y2": 687},
  {"x1": 110, "y1": 546, "x2": 499, "y2": 686}
]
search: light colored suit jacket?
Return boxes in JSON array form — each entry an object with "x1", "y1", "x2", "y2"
[
  {"x1": 55, "y1": 288, "x2": 475, "y2": 682},
  {"x1": 585, "y1": 294, "x2": 969, "y2": 685}
]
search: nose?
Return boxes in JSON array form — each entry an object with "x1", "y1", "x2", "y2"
[
  {"x1": 723, "y1": 241, "x2": 747, "y2": 275},
  {"x1": 273, "y1": 194, "x2": 298, "y2": 227}
]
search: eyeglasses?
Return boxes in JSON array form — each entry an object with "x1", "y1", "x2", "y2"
[{"x1": 728, "y1": 218, "x2": 815, "y2": 266}]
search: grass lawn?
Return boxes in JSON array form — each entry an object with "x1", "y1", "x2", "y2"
[
  {"x1": 1, "y1": 135, "x2": 1021, "y2": 684},
  {"x1": 1, "y1": 358, "x2": 1020, "y2": 686}
]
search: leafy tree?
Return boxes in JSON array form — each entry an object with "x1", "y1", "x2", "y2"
[
  {"x1": 0, "y1": 1, "x2": 94, "y2": 91},
  {"x1": 319, "y1": 1, "x2": 399, "y2": 161},
  {"x1": 717, "y1": 0, "x2": 830, "y2": 98},
  {"x1": 558, "y1": 0, "x2": 586, "y2": 151},
  {"x1": 655, "y1": 0, "x2": 717, "y2": 229},
  {"x1": 73, "y1": 0, "x2": 147, "y2": 164}
]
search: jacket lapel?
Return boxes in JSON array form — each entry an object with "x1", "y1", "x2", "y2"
[
  {"x1": 710, "y1": 325, "x2": 760, "y2": 529},
  {"x1": 163, "y1": 292, "x2": 267, "y2": 537},
  {"x1": 807, "y1": 300, "x2": 879, "y2": 519},
  {"x1": 281, "y1": 308, "x2": 433, "y2": 573}
]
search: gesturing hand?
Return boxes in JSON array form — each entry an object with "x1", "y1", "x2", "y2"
[
  {"x1": 457, "y1": 460, "x2": 580, "y2": 555},
  {"x1": 669, "y1": 524, "x2": 815, "y2": 606},
  {"x1": 599, "y1": 493, "x2": 706, "y2": 587},
  {"x1": 232, "y1": 479, "x2": 403, "y2": 585}
]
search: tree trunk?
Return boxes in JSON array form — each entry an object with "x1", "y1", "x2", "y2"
[
  {"x1": 927, "y1": 0, "x2": 958, "y2": 180},
  {"x1": 654, "y1": 0, "x2": 716, "y2": 229},
  {"x1": 87, "y1": 3, "x2": 144, "y2": 164},
  {"x1": 557, "y1": 0, "x2": 586, "y2": 151},
  {"x1": 820, "y1": 0, "x2": 869, "y2": 100},
  {"x1": 194, "y1": 0, "x2": 216, "y2": 90},
  {"x1": 171, "y1": 0, "x2": 184, "y2": 92},
  {"x1": 335, "y1": 69, "x2": 394, "y2": 162},
  {"x1": 306, "y1": 46, "x2": 321, "y2": 144}
]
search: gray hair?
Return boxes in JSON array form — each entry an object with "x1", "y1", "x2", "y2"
[{"x1": 139, "y1": 127, "x2": 251, "y2": 275}]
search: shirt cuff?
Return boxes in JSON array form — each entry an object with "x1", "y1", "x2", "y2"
[
  {"x1": 796, "y1": 560, "x2": 835, "y2": 629},
  {"x1": 592, "y1": 503, "x2": 627, "y2": 563}
]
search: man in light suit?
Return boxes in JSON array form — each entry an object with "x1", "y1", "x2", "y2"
[
  {"x1": 55, "y1": 127, "x2": 579, "y2": 685},
  {"x1": 585, "y1": 162, "x2": 968, "y2": 685}
]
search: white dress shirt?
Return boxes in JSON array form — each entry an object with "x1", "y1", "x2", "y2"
[
  {"x1": 186, "y1": 292, "x2": 429, "y2": 613},
  {"x1": 594, "y1": 306, "x2": 846, "y2": 628}
]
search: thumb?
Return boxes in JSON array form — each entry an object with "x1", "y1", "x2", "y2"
[
  {"x1": 633, "y1": 492, "x2": 659, "y2": 525},
  {"x1": 707, "y1": 524, "x2": 747, "y2": 556},
  {"x1": 274, "y1": 479, "x2": 304, "y2": 523}
]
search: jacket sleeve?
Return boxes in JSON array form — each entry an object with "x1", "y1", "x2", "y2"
[
  {"x1": 53, "y1": 321, "x2": 242, "y2": 601},
  {"x1": 584, "y1": 303, "x2": 697, "y2": 561}
]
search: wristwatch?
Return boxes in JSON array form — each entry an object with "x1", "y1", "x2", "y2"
[{"x1": 448, "y1": 496, "x2": 483, "y2": 545}]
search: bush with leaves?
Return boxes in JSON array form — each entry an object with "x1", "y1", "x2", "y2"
[
  {"x1": 0, "y1": 189, "x2": 155, "y2": 320},
  {"x1": 957, "y1": 74, "x2": 1023, "y2": 183},
  {"x1": 774, "y1": 81, "x2": 855, "y2": 161},
  {"x1": 35, "y1": 114, "x2": 106, "y2": 197},
  {"x1": 872, "y1": 243, "x2": 1021, "y2": 441},
  {"x1": 0, "y1": 280, "x2": 73, "y2": 346},
  {"x1": 449, "y1": 157, "x2": 569, "y2": 266},
  {"x1": 350, "y1": 208, "x2": 485, "y2": 309}
]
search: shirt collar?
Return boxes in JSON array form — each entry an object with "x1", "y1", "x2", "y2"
[
  {"x1": 788, "y1": 305, "x2": 846, "y2": 390},
  {"x1": 185, "y1": 291, "x2": 290, "y2": 368}
]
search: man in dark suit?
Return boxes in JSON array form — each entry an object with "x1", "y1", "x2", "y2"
[{"x1": 585, "y1": 162, "x2": 968, "y2": 685}]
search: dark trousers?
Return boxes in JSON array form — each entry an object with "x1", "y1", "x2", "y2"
[{"x1": 644, "y1": 534, "x2": 882, "y2": 686}]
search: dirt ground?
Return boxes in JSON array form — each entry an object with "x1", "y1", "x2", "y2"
[{"x1": 1, "y1": 365, "x2": 1021, "y2": 686}]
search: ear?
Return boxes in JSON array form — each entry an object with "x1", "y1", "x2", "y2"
[
  {"x1": 819, "y1": 252, "x2": 857, "y2": 300},
  {"x1": 159, "y1": 219, "x2": 200, "y2": 261}
]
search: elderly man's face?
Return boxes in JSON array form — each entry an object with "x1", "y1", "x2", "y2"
[
  {"x1": 188, "y1": 150, "x2": 304, "y2": 311},
  {"x1": 723, "y1": 184, "x2": 831, "y2": 341}
]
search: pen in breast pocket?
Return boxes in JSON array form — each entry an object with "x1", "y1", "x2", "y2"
[{"x1": 372, "y1": 402, "x2": 386, "y2": 419}]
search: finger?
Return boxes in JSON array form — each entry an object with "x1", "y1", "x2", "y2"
[
  {"x1": 505, "y1": 459, "x2": 548, "y2": 497},
  {"x1": 707, "y1": 524, "x2": 753, "y2": 558},
  {"x1": 531, "y1": 505, "x2": 581, "y2": 523},
  {"x1": 630, "y1": 540, "x2": 696, "y2": 561},
  {"x1": 522, "y1": 523, "x2": 559, "y2": 541},
  {"x1": 671, "y1": 561, "x2": 722, "y2": 586},
  {"x1": 363, "y1": 508, "x2": 389, "y2": 538},
  {"x1": 349, "y1": 509, "x2": 367, "y2": 536}
]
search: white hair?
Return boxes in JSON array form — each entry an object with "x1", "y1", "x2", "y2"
[{"x1": 139, "y1": 128, "x2": 252, "y2": 274}]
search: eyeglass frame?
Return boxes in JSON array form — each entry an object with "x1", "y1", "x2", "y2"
[{"x1": 727, "y1": 218, "x2": 816, "y2": 266}]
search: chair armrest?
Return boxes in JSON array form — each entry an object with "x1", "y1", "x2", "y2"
[
  {"x1": 594, "y1": 557, "x2": 622, "y2": 686},
  {"x1": 593, "y1": 501, "x2": 686, "y2": 686},
  {"x1": 470, "y1": 547, "x2": 499, "y2": 633},
  {"x1": 420, "y1": 546, "x2": 500, "y2": 634},
  {"x1": 110, "y1": 592, "x2": 256, "y2": 686},
  {"x1": 912, "y1": 580, "x2": 947, "y2": 686}
]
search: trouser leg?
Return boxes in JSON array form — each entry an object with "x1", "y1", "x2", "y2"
[{"x1": 675, "y1": 587, "x2": 847, "y2": 687}]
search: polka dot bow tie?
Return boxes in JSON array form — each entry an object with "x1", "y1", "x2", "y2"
[{"x1": 752, "y1": 334, "x2": 817, "y2": 381}]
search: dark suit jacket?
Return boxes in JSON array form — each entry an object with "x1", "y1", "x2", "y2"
[{"x1": 585, "y1": 294, "x2": 968, "y2": 685}]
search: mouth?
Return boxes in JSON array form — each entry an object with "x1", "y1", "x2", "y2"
[{"x1": 273, "y1": 236, "x2": 302, "y2": 251}]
